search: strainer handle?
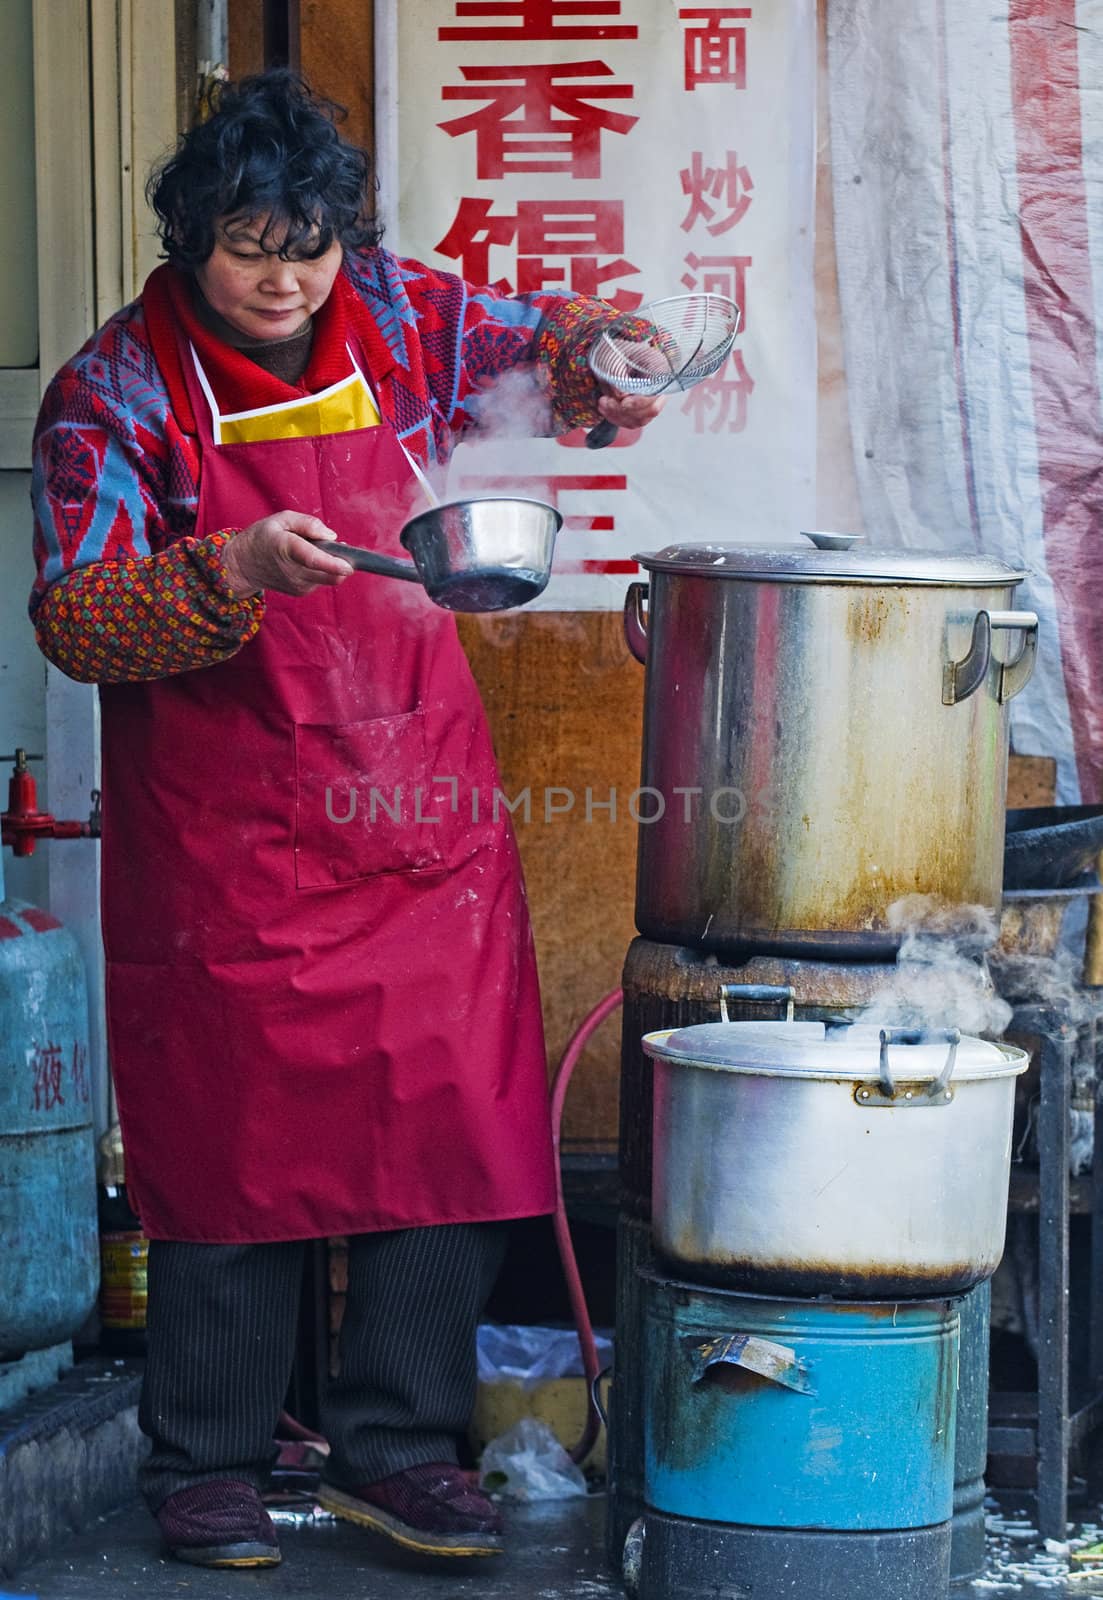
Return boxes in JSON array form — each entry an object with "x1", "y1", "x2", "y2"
[{"x1": 586, "y1": 418, "x2": 618, "y2": 450}]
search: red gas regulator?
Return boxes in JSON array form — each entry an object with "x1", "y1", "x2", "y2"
[{"x1": 0, "y1": 748, "x2": 101, "y2": 856}]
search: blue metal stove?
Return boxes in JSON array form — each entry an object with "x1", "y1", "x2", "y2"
[{"x1": 627, "y1": 1267, "x2": 960, "y2": 1600}]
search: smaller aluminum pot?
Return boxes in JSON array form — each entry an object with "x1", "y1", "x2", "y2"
[
  {"x1": 330, "y1": 496, "x2": 562, "y2": 612},
  {"x1": 644, "y1": 1018, "x2": 1028, "y2": 1298}
]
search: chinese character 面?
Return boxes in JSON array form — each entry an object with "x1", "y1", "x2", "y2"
[
  {"x1": 680, "y1": 252, "x2": 751, "y2": 325},
  {"x1": 439, "y1": 61, "x2": 638, "y2": 179},
  {"x1": 439, "y1": 1, "x2": 637, "y2": 41},
  {"x1": 31, "y1": 1042, "x2": 65, "y2": 1112},
  {"x1": 681, "y1": 349, "x2": 755, "y2": 433},
  {"x1": 678, "y1": 8, "x2": 751, "y2": 91},
  {"x1": 680, "y1": 151, "x2": 754, "y2": 235},
  {"x1": 435, "y1": 198, "x2": 643, "y2": 308}
]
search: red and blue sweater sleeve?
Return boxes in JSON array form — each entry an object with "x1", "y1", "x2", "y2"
[
  {"x1": 30, "y1": 305, "x2": 264, "y2": 683},
  {"x1": 343, "y1": 252, "x2": 621, "y2": 442}
]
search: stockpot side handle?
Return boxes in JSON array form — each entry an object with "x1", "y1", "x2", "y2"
[
  {"x1": 942, "y1": 610, "x2": 1040, "y2": 706},
  {"x1": 988, "y1": 610, "x2": 1039, "y2": 704},
  {"x1": 942, "y1": 612, "x2": 991, "y2": 705},
  {"x1": 719, "y1": 983, "x2": 796, "y2": 1023},
  {"x1": 624, "y1": 582, "x2": 649, "y2": 664},
  {"x1": 685, "y1": 1333, "x2": 815, "y2": 1397},
  {"x1": 876, "y1": 1027, "x2": 960, "y2": 1104}
]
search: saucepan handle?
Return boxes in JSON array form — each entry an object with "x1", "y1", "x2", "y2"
[
  {"x1": 624, "y1": 582, "x2": 649, "y2": 664},
  {"x1": 586, "y1": 418, "x2": 619, "y2": 450},
  {"x1": 328, "y1": 541, "x2": 422, "y2": 584}
]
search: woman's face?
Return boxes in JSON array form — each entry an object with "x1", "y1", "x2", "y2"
[{"x1": 195, "y1": 215, "x2": 343, "y2": 341}]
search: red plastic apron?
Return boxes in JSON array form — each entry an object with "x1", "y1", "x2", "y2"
[{"x1": 98, "y1": 322, "x2": 556, "y2": 1242}]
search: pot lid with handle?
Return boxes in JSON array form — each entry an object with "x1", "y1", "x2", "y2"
[
  {"x1": 632, "y1": 532, "x2": 1026, "y2": 586},
  {"x1": 643, "y1": 1020, "x2": 1028, "y2": 1082}
]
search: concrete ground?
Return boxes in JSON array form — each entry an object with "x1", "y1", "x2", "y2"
[
  {"x1": 6, "y1": 1491, "x2": 1103, "y2": 1598},
  {"x1": 0, "y1": 1494, "x2": 620, "y2": 1600}
]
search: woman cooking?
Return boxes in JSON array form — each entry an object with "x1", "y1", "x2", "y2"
[{"x1": 30, "y1": 70, "x2": 661, "y2": 1570}]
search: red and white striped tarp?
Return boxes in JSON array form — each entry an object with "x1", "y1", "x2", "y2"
[{"x1": 829, "y1": 0, "x2": 1103, "y2": 801}]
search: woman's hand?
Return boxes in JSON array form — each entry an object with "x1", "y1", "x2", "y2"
[
  {"x1": 595, "y1": 389, "x2": 666, "y2": 432},
  {"x1": 221, "y1": 512, "x2": 355, "y2": 598}
]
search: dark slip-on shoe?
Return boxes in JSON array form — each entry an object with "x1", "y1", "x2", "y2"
[
  {"x1": 317, "y1": 1461, "x2": 504, "y2": 1557},
  {"x1": 156, "y1": 1478, "x2": 281, "y2": 1568}
]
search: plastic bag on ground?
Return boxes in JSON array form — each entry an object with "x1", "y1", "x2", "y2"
[
  {"x1": 476, "y1": 1323, "x2": 613, "y2": 1389},
  {"x1": 478, "y1": 1417, "x2": 589, "y2": 1501}
]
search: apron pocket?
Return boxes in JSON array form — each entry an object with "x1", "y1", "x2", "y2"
[{"x1": 294, "y1": 711, "x2": 446, "y2": 888}]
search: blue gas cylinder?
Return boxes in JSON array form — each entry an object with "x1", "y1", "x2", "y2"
[
  {"x1": 643, "y1": 1268, "x2": 959, "y2": 1532},
  {"x1": 0, "y1": 849, "x2": 98, "y2": 1357}
]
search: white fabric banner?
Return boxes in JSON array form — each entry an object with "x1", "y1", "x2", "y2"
[{"x1": 376, "y1": 0, "x2": 817, "y2": 609}]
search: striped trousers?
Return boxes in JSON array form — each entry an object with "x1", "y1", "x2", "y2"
[{"x1": 138, "y1": 1222, "x2": 507, "y2": 1509}]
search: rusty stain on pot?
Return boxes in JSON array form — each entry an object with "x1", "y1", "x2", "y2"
[
  {"x1": 635, "y1": 574, "x2": 1016, "y2": 954},
  {"x1": 652, "y1": 1241, "x2": 991, "y2": 1301}
]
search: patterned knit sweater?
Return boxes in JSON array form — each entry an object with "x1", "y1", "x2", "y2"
[{"x1": 30, "y1": 249, "x2": 618, "y2": 683}]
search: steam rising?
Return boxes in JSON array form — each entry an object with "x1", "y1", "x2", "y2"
[
  {"x1": 859, "y1": 896, "x2": 1013, "y2": 1038},
  {"x1": 464, "y1": 367, "x2": 554, "y2": 442}
]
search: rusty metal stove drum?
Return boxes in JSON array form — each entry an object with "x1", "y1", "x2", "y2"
[
  {"x1": 630, "y1": 1268, "x2": 959, "y2": 1600},
  {"x1": 624, "y1": 539, "x2": 1038, "y2": 960}
]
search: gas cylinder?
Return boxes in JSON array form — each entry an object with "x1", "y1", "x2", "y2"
[{"x1": 0, "y1": 843, "x2": 98, "y2": 1358}]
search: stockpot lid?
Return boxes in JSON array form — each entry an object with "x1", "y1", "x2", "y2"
[
  {"x1": 642, "y1": 1021, "x2": 1028, "y2": 1082},
  {"x1": 632, "y1": 536, "x2": 1026, "y2": 587}
]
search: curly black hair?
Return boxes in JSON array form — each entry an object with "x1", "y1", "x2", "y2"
[{"x1": 147, "y1": 69, "x2": 381, "y2": 267}]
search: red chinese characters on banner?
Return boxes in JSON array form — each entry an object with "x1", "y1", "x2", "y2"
[
  {"x1": 680, "y1": 252, "x2": 751, "y2": 326},
  {"x1": 436, "y1": 198, "x2": 642, "y2": 306},
  {"x1": 679, "y1": 134, "x2": 754, "y2": 434},
  {"x1": 680, "y1": 151, "x2": 753, "y2": 235},
  {"x1": 439, "y1": 1, "x2": 637, "y2": 42},
  {"x1": 682, "y1": 349, "x2": 754, "y2": 433},
  {"x1": 678, "y1": 8, "x2": 751, "y2": 91},
  {"x1": 458, "y1": 472, "x2": 635, "y2": 571},
  {"x1": 439, "y1": 61, "x2": 637, "y2": 179}
]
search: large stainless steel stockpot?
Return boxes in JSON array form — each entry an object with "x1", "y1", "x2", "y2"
[
  {"x1": 625, "y1": 536, "x2": 1039, "y2": 958},
  {"x1": 644, "y1": 1018, "x2": 1028, "y2": 1298}
]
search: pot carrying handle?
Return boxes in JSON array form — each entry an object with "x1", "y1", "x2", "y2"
[
  {"x1": 942, "y1": 610, "x2": 1039, "y2": 705},
  {"x1": 685, "y1": 1333, "x2": 815, "y2": 1397},
  {"x1": 989, "y1": 610, "x2": 1039, "y2": 703},
  {"x1": 862, "y1": 1027, "x2": 961, "y2": 1108},
  {"x1": 327, "y1": 541, "x2": 422, "y2": 584},
  {"x1": 719, "y1": 983, "x2": 796, "y2": 1023},
  {"x1": 624, "y1": 582, "x2": 649, "y2": 664}
]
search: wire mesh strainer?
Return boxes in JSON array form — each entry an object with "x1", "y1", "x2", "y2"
[{"x1": 585, "y1": 292, "x2": 741, "y2": 449}]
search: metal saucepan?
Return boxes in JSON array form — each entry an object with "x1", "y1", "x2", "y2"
[
  {"x1": 644, "y1": 1013, "x2": 1028, "y2": 1298},
  {"x1": 329, "y1": 497, "x2": 562, "y2": 613}
]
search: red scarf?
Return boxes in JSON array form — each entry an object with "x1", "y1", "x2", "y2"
[{"x1": 142, "y1": 262, "x2": 399, "y2": 435}]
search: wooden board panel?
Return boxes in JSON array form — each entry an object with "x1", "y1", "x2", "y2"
[
  {"x1": 1007, "y1": 754, "x2": 1057, "y2": 809},
  {"x1": 457, "y1": 612, "x2": 643, "y2": 1151},
  {"x1": 228, "y1": 0, "x2": 264, "y2": 77},
  {"x1": 299, "y1": 0, "x2": 374, "y2": 156}
]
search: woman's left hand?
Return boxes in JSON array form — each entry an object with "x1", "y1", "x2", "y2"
[{"x1": 596, "y1": 389, "x2": 666, "y2": 431}]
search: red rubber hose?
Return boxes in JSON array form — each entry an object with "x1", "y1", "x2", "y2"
[{"x1": 549, "y1": 986, "x2": 624, "y2": 1464}]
